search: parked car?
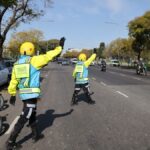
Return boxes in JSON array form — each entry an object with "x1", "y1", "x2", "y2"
[
  {"x1": 71, "y1": 58, "x2": 78, "y2": 64},
  {"x1": 61, "y1": 59, "x2": 70, "y2": 65},
  {"x1": 111, "y1": 59, "x2": 120, "y2": 67},
  {"x1": 3, "y1": 59, "x2": 15, "y2": 79},
  {"x1": 57, "y1": 58, "x2": 63, "y2": 64},
  {"x1": 0, "y1": 61, "x2": 9, "y2": 86}
]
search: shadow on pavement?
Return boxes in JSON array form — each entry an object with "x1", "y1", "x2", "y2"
[
  {"x1": 18, "y1": 109, "x2": 74, "y2": 145},
  {"x1": 38, "y1": 109, "x2": 74, "y2": 133}
]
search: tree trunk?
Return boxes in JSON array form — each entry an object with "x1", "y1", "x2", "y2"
[
  {"x1": 0, "y1": 36, "x2": 4, "y2": 59},
  {"x1": 137, "y1": 51, "x2": 141, "y2": 60}
]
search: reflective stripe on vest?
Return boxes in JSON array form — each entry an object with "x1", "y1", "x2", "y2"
[
  {"x1": 77, "y1": 78, "x2": 88, "y2": 81},
  {"x1": 19, "y1": 88, "x2": 40, "y2": 94}
]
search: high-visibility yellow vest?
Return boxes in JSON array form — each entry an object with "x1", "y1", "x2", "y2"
[
  {"x1": 75, "y1": 64, "x2": 84, "y2": 78},
  {"x1": 14, "y1": 63, "x2": 30, "y2": 79}
]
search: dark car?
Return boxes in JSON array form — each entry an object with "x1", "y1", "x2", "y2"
[
  {"x1": 3, "y1": 59, "x2": 15, "y2": 79},
  {"x1": 57, "y1": 58, "x2": 63, "y2": 64},
  {"x1": 61, "y1": 59, "x2": 70, "y2": 65}
]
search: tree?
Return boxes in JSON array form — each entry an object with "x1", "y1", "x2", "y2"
[
  {"x1": 63, "y1": 50, "x2": 79, "y2": 58},
  {"x1": 63, "y1": 49, "x2": 93, "y2": 59},
  {"x1": 128, "y1": 11, "x2": 150, "y2": 60},
  {"x1": 39, "y1": 39, "x2": 59, "y2": 54},
  {"x1": 7, "y1": 29, "x2": 44, "y2": 57},
  {"x1": 97, "y1": 42, "x2": 105, "y2": 58},
  {"x1": 104, "y1": 38, "x2": 134, "y2": 61},
  {"x1": 0, "y1": 0, "x2": 53, "y2": 58}
]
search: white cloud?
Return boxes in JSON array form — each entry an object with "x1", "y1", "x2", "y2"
[
  {"x1": 105, "y1": 0, "x2": 123, "y2": 13},
  {"x1": 45, "y1": 0, "x2": 124, "y2": 21},
  {"x1": 70, "y1": 0, "x2": 124, "y2": 15}
]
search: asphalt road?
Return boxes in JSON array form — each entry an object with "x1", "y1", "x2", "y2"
[{"x1": 1, "y1": 63, "x2": 150, "y2": 150}]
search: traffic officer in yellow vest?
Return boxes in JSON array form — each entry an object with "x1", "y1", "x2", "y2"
[
  {"x1": 6, "y1": 37, "x2": 65, "y2": 150},
  {"x1": 71, "y1": 48, "x2": 97, "y2": 105}
]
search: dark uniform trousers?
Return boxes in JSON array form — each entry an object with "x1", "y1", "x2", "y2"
[
  {"x1": 8, "y1": 98, "x2": 38, "y2": 143},
  {"x1": 72, "y1": 82, "x2": 93, "y2": 103}
]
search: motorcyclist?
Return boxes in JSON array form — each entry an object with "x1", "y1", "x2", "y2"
[
  {"x1": 100, "y1": 59, "x2": 106, "y2": 71},
  {"x1": 6, "y1": 37, "x2": 65, "y2": 150},
  {"x1": 71, "y1": 48, "x2": 97, "y2": 105},
  {"x1": 136, "y1": 59, "x2": 147, "y2": 75},
  {"x1": 101, "y1": 59, "x2": 106, "y2": 65}
]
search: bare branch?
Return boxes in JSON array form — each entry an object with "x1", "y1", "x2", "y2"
[{"x1": 2, "y1": 0, "x2": 29, "y2": 38}]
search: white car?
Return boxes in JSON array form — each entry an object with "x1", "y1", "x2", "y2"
[
  {"x1": 71, "y1": 58, "x2": 78, "y2": 64},
  {"x1": 0, "y1": 61, "x2": 9, "y2": 86},
  {"x1": 90, "y1": 61, "x2": 96, "y2": 66},
  {"x1": 111, "y1": 59, "x2": 120, "y2": 67}
]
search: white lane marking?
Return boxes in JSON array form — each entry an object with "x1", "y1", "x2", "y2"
[
  {"x1": 100, "y1": 82, "x2": 106, "y2": 86},
  {"x1": 109, "y1": 71, "x2": 116, "y2": 74},
  {"x1": 92, "y1": 77, "x2": 96, "y2": 81},
  {"x1": 120, "y1": 73, "x2": 126, "y2": 77},
  {"x1": 116, "y1": 91, "x2": 128, "y2": 98},
  {"x1": 5, "y1": 116, "x2": 20, "y2": 135},
  {"x1": 132, "y1": 77, "x2": 141, "y2": 81}
]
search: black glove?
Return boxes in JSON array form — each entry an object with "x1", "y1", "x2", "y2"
[
  {"x1": 9, "y1": 96, "x2": 16, "y2": 106},
  {"x1": 59, "y1": 37, "x2": 66, "y2": 49},
  {"x1": 93, "y1": 48, "x2": 97, "y2": 54}
]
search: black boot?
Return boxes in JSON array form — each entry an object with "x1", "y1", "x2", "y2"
[
  {"x1": 31, "y1": 123, "x2": 44, "y2": 143},
  {"x1": 86, "y1": 93, "x2": 95, "y2": 104},
  {"x1": 71, "y1": 93, "x2": 78, "y2": 106},
  {"x1": 6, "y1": 116, "x2": 27, "y2": 150},
  {"x1": 6, "y1": 141, "x2": 22, "y2": 150},
  {"x1": 87, "y1": 99, "x2": 95, "y2": 104}
]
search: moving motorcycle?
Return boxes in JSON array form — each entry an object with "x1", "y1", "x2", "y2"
[
  {"x1": 101, "y1": 63, "x2": 106, "y2": 71},
  {"x1": 136, "y1": 64, "x2": 147, "y2": 76},
  {"x1": 100, "y1": 61, "x2": 106, "y2": 72}
]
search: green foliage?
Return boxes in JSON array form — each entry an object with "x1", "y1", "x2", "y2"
[
  {"x1": 63, "y1": 49, "x2": 93, "y2": 58},
  {"x1": 104, "y1": 38, "x2": 135, "y2": 60},
  {"x1": 63, "y1": 50, "x2": 79, "y2": 58},
  {"x1": 97, "y1": 42, "x2": 105, "y2": 58},
  {"x1": 0, "y1": 0, "x2": 16, "y2": 7},
  {"x1": 128, "y1": 11, "x2": 150, "y2": 59},
  {"x1": 39, "y1": 39, "x2": 59, "y2": 54},
  {"x1": 7, "y1": 29, "x2": 44, "y2": 57}
]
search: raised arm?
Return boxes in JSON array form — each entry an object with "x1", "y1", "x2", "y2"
[
  {"x1": 31, "y1": 37, "x2": 65, "y2": 70},
  {"x1": 84, "y1": 48, "x2": 97, "y2": 67},
  {"x1": 84, "y1": 53, "x2": 96, "y2": 67},
  {"x1": 31, "y1": 46, "x2": 62, "y2": 69}
]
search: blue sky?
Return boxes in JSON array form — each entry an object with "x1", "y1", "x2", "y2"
[{"x1": 8, "y1": 0, "x2": 150, "y2": 51}]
